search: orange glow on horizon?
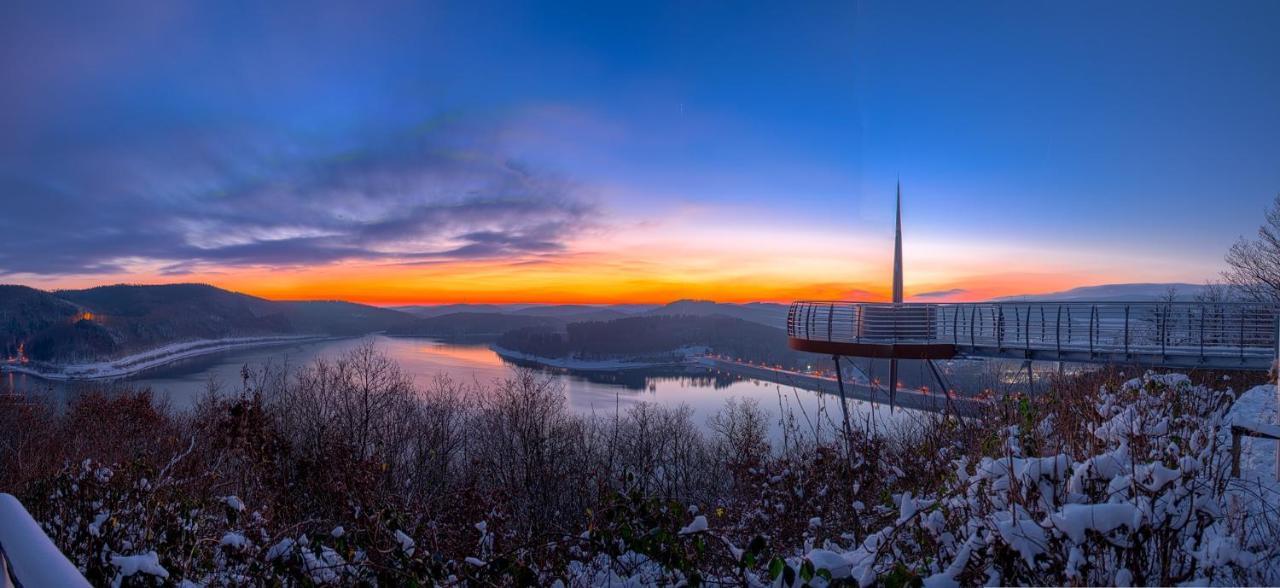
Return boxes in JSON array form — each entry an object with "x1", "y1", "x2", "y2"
[
  {"x1": 16, "y1": 263, "x2": 1104, "y2": 306},
  {"x1": 9, "y1": 221, "x2": 1189, "y2": 305}
]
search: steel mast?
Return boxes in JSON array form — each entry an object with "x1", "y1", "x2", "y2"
[{"x1": 888, "y1": 181, "x2": 903, "y2": 410}]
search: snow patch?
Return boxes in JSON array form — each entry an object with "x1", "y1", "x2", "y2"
[
  {"x1": 111, "y1": 551, "x2": 169, "y2": 580},
  {"x1": 677, "y1": 515, "x2": 708, "y2": 535}
]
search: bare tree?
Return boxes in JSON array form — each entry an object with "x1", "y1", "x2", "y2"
[
  {"x1": 1224, "y1": 194, "x2": 1280, "y2": 302},
  {"x1": 1192, "y1": 280, "x2": 1237, "y2": 346},
  {"x1": 1152, "y1": 285, "x2": 1181, "y2": 346},
  {"x1": 1195, "y1": 279, "x2": 1236, "y2": 304}
]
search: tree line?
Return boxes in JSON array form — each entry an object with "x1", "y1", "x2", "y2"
[{"x1": 496, "y1": 314, "x2": 811, "y2": 369}]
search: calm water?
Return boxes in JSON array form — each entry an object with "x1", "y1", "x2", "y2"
[{"x1": 4, "y1": 335, "x2": 926, "y2": 438}]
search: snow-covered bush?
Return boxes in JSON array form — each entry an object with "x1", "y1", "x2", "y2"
[
  {"x1": 759, "y1": 373, "x2": 1280, "y2": 587},
  {"x1": 7, "y1": 344, "x2": 1279, "y2": 586}
]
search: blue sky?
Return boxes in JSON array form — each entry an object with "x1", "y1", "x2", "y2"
[{"x1": 1, "y1": 1, "x2": 1277, "y2": 302}]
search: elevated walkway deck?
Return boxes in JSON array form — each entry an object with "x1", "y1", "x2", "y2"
[{"x1": 788, "y1": 301, "x2": 1280, "y2": 371}]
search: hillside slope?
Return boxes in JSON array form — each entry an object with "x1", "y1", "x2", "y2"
[
  {"x1": 1, "y1": 284, "x2": 417, "y2": 363},
  {"x1": 0, "y1": 285, "x2": 83, "y2": 361}
]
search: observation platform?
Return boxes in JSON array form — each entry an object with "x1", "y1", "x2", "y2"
[{"x1": 788, "y1": 301, "x2": 1280, "y2": 371}]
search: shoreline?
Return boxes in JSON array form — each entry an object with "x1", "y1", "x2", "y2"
[
  {"x1": 1, "y1": 335, "x2": 338, "y2": 382},
  {"x1": 490, "y1": 345, "x2": 986, "y2": 416},
  {"x1": 489, "y1": 345, "x2": 688, "y2": 371}
]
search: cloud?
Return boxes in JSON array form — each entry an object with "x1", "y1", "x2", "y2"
[
  {"x1": 911, "y1": 288, "x2": 968, "y2": 299},
  {"x1": 0, "y1": 3, "x2": 602, "y2": 279},
  {"x1": 0, "y1": 119, "x2": 597, "y2": 277}
]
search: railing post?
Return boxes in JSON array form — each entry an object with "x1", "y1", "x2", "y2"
[
  {"x1": 796, "y1": 303, "x2": 804, "y2": 338},
  {"x1": 1024, "y1": 306, "x2": 1032, "y2": 357},
  {"x1": 1040, "y1": 306, "x2": 1046, "y2": 347},
  {"x1": 801, "y1": 303, "x2": 807, "y2": 336},
  {"x1": 826, "y1": 303, "x2": 834, "y2": 342},
  {"x1": 855, "y1": 304, "x2": 861, "y2": 343},
  {"x1": 1055, "y1": 305, "x2": 1062, "y2": 359},
  {"x1": 970, "y1": 306, "x2": 976, "y2": 347},
  {"x1": 1014, "y1": 306, "x2": 1021, "y2": 347},
  {"x1": 1241, "y1": 305, "x2": 1247, "y2": 364},
  {"x1": 1200, "y1": 305, "x2": 1206, "y2": 363},
  {"x1": 997, "y1": 306, "x2": 1004, "y2": 351},
  {"x1": 1089, "y1": 304, "x2": 1096, "y2": 358},
  {"x1": 1187, "y1": 306, "x2": 1193, "y2": 348},
  {"x1": 1066, "y1": 306, "x2": 1072, "y2": 345},
  {"x1": 795, "y1": 303, "x2": 803, "y2": 338},
  {"x1": 1274, "y1": 306, "x2": 1279, "y2": 397},
  {"x1": 1124, "y1": 304, "x2": 1130, "y2": 358},
  {"x1": 953, "y1": 306, "x2": 959, "y2": 345},
  {"x1": 1161, "y1": 303, "x2": 1167, "y2": 360}
]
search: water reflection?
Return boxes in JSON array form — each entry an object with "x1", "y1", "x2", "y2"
[
  {"x1": 499, "y1": 355, "x2": 745, "y2": 391},
  {"x1": 2, "y1": 335, "x2": 923, "y2": 438}
]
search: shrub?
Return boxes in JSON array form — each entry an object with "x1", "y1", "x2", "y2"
[{"x1": 4, "y1": 344, "x2": 1278, "y2": 585}]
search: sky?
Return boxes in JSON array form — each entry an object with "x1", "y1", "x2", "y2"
[{"x1": 1, "y1": 1, "x2": 1278, "y2": 304}]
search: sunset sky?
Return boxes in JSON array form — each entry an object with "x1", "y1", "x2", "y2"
[{"x1": 3, "y1": 1, "x2": 1279, "y2": 304}]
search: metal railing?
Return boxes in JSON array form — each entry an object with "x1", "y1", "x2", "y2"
[{"x1": 788, "y1": 301, "x2": 1280, "y2": 368}]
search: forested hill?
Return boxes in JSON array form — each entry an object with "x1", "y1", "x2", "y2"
[
  {"x1": 496, "y1": 314, "x2": 810, "y2": 369},
  {"x1": 1, "y1": 285, "x2": 796, "y2": 365},
  {"x1": 385, "y1": 312, "x2": 568, "y2": 340},
  {"x1": 385, "y1": 300, "x2": 786, "y2": 341},
  {"x1": 0, "y1": 283, "x2": 417, "y2": 363}
]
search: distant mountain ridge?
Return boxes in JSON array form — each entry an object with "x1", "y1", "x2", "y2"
[
  {"x1": 993, "y1": 283, "x2": 1210, "y2": 302},
  {"x1": 393, "y1": 303, "x2": 659, "y2": 319},
  {"x1": 384, "y1": 300, "x2": 784, "y2": 340},
  {"x1": 1, "y1": 283, "x2": 418, "y2": 363},
  {"x1": 643, "y1": 299, "x2": 789, "y2": 328},
  {"x1": 393, "y1": 304, "x2": 524, "y2": 317}
]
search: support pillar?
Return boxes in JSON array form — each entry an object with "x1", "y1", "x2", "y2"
[
  {"x1": 1023, "y1": 360, "x2": 1034, "y2": 395},
  {"x1": 888, "y1": 358, "x2": 899, "y2": 412},
  {"x1": 833, "y1": 355, "x2": 853, "y2": 467},
  {"x1": 927, "y1": 359, "x2": 952, "y2": 415}
]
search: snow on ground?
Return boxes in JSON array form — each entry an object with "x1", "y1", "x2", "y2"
[
  {"x1": 1227, "y1": 383, "x2": 1280, "y2": 535},
  {"x1": 1229, "y1": 384, "x2": 1280, "y2": 487},
  {"x1": 0, "y1": 335, "x2": 333, "y2": 381}
]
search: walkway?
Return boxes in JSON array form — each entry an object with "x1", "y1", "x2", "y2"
[{"x1": 788, "y1": 301, "x2": 1280, "y2": 371}]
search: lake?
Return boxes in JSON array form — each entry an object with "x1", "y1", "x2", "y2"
[{"x1": 3, "y1": 335, "x2": 928, "y2": 439}]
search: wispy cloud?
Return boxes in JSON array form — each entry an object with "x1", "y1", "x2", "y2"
[
  {"x1": 0, "y1": 119, "x2": 596, "y2": 276},
  {"x1": 911, "y1": 288, "x2": 968, "y2": 299}
]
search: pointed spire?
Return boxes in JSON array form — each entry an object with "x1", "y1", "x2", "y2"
[{"x1": 892, "y1": 179, "x2": 903, "y2": 304}]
